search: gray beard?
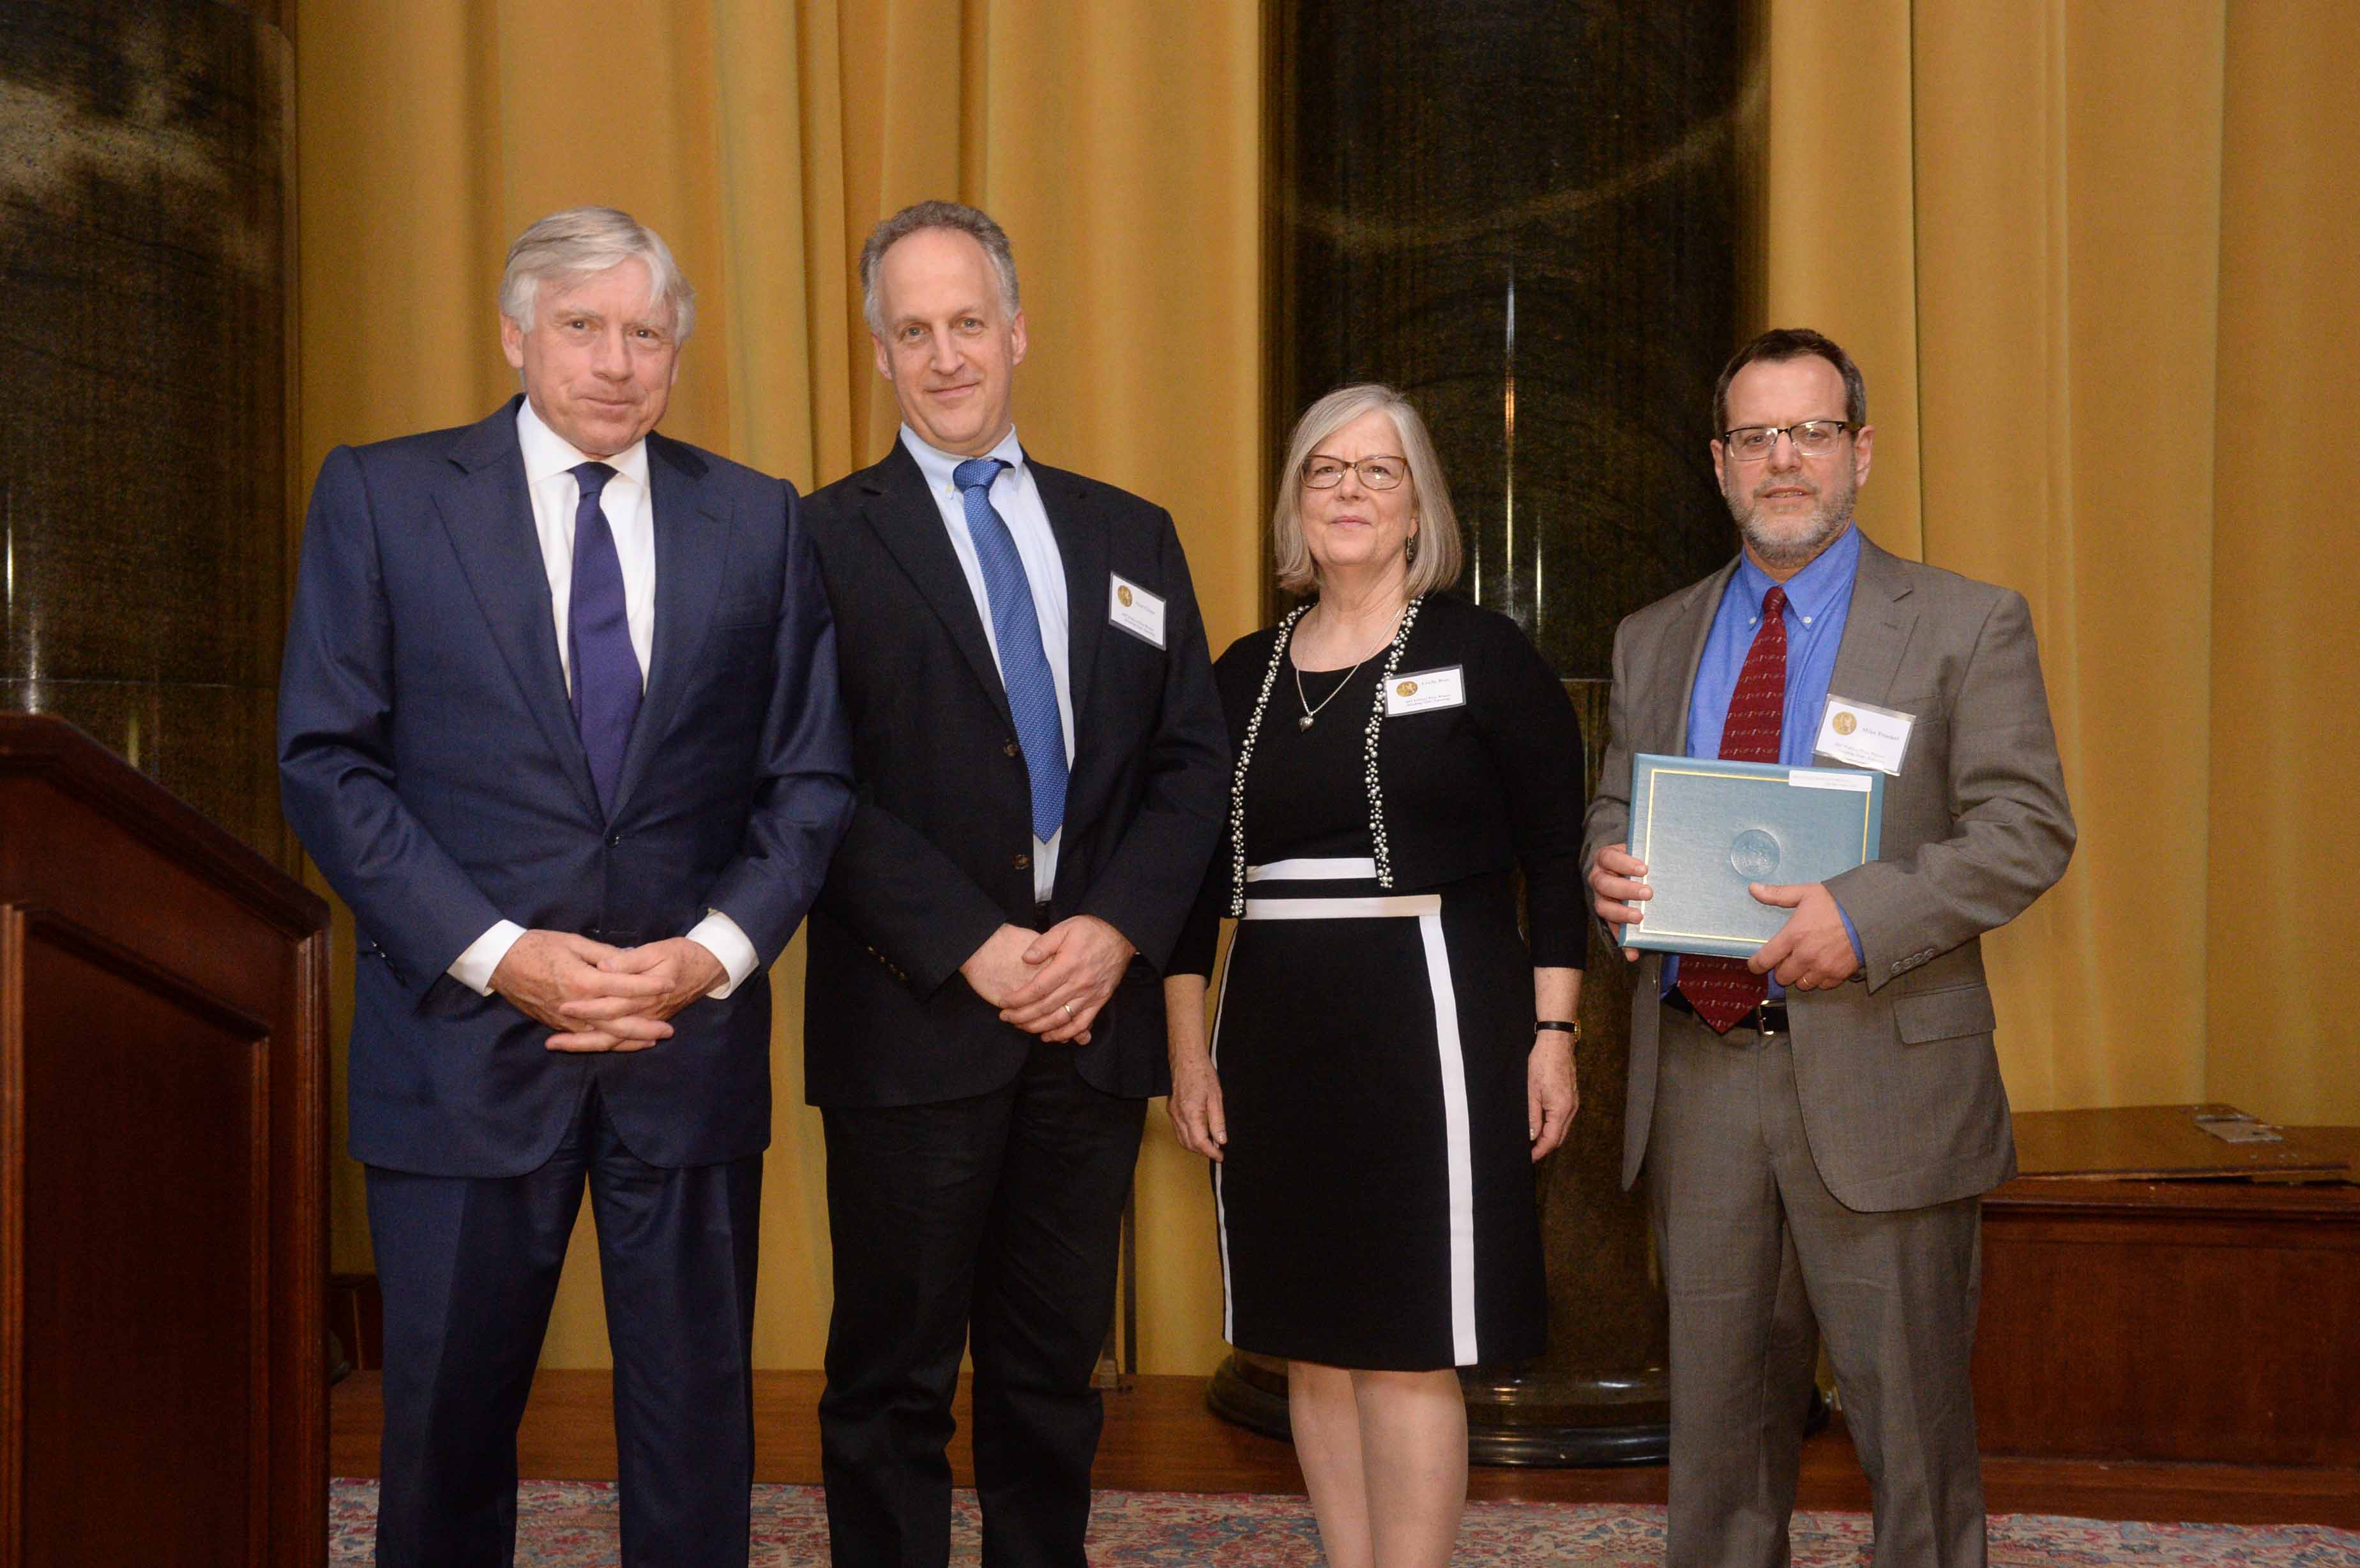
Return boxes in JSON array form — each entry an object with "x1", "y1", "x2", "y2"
[{"x1": 1736, "y1": 494, "x2": 1854, "y2": 571}]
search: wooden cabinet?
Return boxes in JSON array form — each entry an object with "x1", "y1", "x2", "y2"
[
  {"x1": 1976, "y1": 1124, "x2": 2360, "y2": 1467},
  {"x1": 0, "y1": 716, "x2": 329, "y2": 1566}
]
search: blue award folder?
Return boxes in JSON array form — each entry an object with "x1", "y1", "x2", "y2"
[{"x1": 1622, "y1": 753, "x2": 1884, "y2": 958}]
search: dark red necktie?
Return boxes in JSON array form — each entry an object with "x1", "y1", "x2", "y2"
[{"x1": 1677, "y1": 585, "x2": 1787, "y2": 1032}]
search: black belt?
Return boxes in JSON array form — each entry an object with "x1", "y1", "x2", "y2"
[{"x1": 1663, "y1": 988, "x2": 1790, "y2": 1036}]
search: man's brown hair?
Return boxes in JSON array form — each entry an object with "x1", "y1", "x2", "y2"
[{"x1": 1713, "y1": 328, "x2": 1867, "y2": 434}]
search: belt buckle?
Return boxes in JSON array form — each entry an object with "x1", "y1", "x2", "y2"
[{"x1": 1753, "y1": 1002, "x2": 1787, "y2": 1035}]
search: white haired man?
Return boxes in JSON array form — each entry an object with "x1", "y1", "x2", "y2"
[{"x1": 280, "y1": 206, "x2": 852, "y2": 1566}]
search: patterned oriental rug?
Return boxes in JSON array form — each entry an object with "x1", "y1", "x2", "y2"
[{"x1": 328, "y1": 1479, "x2": 2360, "y2": 1566}]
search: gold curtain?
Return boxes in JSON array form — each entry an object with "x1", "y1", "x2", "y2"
[
  {"x1": 1763, "y1": 0, "x2": 2359, "y2": 1124},
  {"x1": 294, "y1": 0, "x2": 2357, "y2": 1378},
  {"x1": 294, "y1": 0, "x2": 1256, "y2": 1375}
]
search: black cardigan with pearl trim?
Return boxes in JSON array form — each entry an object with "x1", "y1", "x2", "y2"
[{"x1": 1170, "y1": 589, "x2": 1589, "y2": 978}]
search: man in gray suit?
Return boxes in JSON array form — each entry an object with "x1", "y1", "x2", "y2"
[{"x1": 1584, "y1": 328, "x2": 2074, "y2": 1568}]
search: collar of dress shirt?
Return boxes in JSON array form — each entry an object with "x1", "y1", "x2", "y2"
[
  {"x1": 516, "y1": 396, "x2": 651, "y2": 498},
  {"x1": 1730, "y1": 519, "x2": 1862, "y2": 631},
  {"x1": 899, "y1": 423, "x2": 1027, "y2": 499}
]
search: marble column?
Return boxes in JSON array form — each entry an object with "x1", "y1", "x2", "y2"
[
  {"x1": 1, "y1": 1, "x2": 296, "y2": 868},
  {"x1": 1211, "y1": 0, "x2": 1761, "y2": 1463}
]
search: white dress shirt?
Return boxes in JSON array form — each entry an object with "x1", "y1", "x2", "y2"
[
  {"x1": 899, "y1": 425, "x2": 1075, "y2": 903},
  {"x1": 445, "y1": 398, "x2": 759, "y2": 1000}
]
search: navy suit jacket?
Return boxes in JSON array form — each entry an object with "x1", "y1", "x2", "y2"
[{"x1": 279, "y1": 398, "x2": 854, "y2": 1177}]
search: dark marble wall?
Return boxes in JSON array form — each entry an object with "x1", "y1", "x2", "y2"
[
  {"x1": 1273, "y1": 0, "x2": 1755, "y2": 679},
  {"x1": 1246, "y1": 0, "x2": 1760, "y2": 1459},
  {"x1": 1, "y1": 1, "x2": 294, "y2": 866}
]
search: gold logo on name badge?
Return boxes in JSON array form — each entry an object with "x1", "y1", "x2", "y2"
[
  {"x1": 1117, "y1": 585, "x2": 1134, "y2": 608},
  {"x1": 1397, "y1": 680, "x2": 1418, "y2": 697},
  {"x1": 1833, "y1": 711, "x2": 1857, "y2": 736}
]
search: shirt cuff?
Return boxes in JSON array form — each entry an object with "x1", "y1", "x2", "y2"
[
  {"x1": 1837, "y1": 902, "x2": 1865, "y2": 966},
  {"x1": 686, "y1": 910, "x2": 761, "y2": 1000},
  {"x1": 449, "y1": 919, "x2": 527, "y2": 997}
]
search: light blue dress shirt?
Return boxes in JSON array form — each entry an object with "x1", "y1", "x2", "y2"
[
  {"x1": 900, "y1": 425, "x2": 1075, "y2": 901},
  {"x1": 1668, "y1": 525, "x2": 1865, "y2": 996}
]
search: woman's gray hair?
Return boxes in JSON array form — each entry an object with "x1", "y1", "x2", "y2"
[
  {"x1": 859, "y1": 200, "x2": 1020, "y2": 337},
  {"x1": 499, "y1": 206, "x2": 697, "y2": 343},
  {"x1": 1271, "y1": 384, "x2": 1464, "y2": 598}
]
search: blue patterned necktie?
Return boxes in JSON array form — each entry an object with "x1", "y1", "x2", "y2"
[
  {"x1": 567, "y1": 461, "x2": 642, "y2": 817},
  {"x1": 953, "y1": 456, "x2": 1067, "y2": 842}
]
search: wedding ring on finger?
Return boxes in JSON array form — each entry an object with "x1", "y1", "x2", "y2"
[{"x1": 1063, "y1": 1002, "x2": 1076, "y2": 1019}]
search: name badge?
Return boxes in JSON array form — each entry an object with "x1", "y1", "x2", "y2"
[
  {"x1": 1814, "y1": 694, "x2": 1915, "y2": 775},
  {"x1": 1384, "y1": 665, "x2": 1466, "y2": 716},
  {"x1": 1107, "y1": 575, "x2": 1165, "y2": 648}
]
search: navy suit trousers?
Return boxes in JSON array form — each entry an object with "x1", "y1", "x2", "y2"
[{"x1": 367, "y1": 1084, "x2": 763, "y2": 1568}]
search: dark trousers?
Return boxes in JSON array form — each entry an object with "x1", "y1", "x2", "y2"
[
  {"x1": 818, "y1": 1040, "x2": 1147, "y2": 1568},
  {"x1": 366, "y1": 1085, "x2": 764, "y2": 1568},
  {"x1": 1647, "y1": 1006, "x2": 1987, "y2": 1568}
]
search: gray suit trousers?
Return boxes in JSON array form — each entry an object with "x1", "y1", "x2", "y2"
[{"x1": 1647, "y1": 1004, "x2": 1987, "y2": 1568}]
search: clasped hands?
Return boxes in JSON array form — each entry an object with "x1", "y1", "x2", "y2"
[
  {"x1": 960, "y1": 915, "x2": 1135, "y2": 1044},
  {"x1": 489, "y1": 930, "x2": 725, "y2": 1053},
  {"x1": 1589, "y1": 843, "x2": 1861, "y2": 991}
]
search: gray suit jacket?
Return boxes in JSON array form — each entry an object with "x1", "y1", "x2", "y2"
[{"x1": 1581, "y1": 532, "x2": 2075, "y2": 1212}]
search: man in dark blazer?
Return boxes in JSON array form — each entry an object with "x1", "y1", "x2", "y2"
[
  {"x1": 799, "y1": 200, "x2": 1227, "y2": 1567},
  {"x1": 1584, "y1": 330, "x2": 2075, "y2": 1568},
  {"x1": 278, "y1": 207, "x2": 852, "y2": 1568}
]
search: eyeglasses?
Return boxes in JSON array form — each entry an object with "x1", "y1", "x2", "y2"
[
  {"x1": 1720, "y1": 421, "x2": 1853, "y2": 462},
  {"x1": 1302, "y1": 455, "x2": 1408, "y2": 490}
]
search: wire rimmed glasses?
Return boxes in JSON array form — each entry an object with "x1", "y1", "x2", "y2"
[{"x1": 1720, "y1": 421, "x2": 1854, "y2": 462}]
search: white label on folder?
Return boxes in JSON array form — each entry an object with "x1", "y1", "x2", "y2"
[
  {"x1": 1815, "y1": 695, "x2": 1914, "y2": 775},
  {"x1": 1385, "y1": 666, "x2": 1465, "y2": 715},
  {"x1": 1790, "y1": 769, "x2": 1872, "y2": 792}
]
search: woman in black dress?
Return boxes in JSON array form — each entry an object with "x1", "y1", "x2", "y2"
[{"x1": 1165, "y1": 384, "x2": 1588, "y2": 1567}]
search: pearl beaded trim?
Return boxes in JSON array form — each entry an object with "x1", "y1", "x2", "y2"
[
  {"x1": 1225, "y1": 596, "x2": 1425, "y2": 916},
  {"x1": 1227, "y1": 604, "x2": 1308, "y2": 916},
  {"x1": 1363, "y1": 594, "x2": 1425, "y2": 889}
]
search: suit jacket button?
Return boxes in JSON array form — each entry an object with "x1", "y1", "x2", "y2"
[
  {"x1": 1004, "y1": 741, "x2": 1020, "y2": 758},
  {"x1": 1013, "y1": 852, "x2": 1031, "y2": 871},
  {"x1": 607, "y1": 833, "x2": 623, "y2": 847}
]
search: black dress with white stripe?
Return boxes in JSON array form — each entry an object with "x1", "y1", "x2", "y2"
[{"x1": 1205, "y1": 657, "x2": 1550, "y2": 1370}]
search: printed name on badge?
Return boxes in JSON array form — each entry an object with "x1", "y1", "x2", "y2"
[
  {"x1": 1385, "y1": 665, "x2": 1467, "y2": 716},
  {"x1": 1813, "y1": 694, "x2": 1914, "y2": 776},
  {"x1": 1107, "y1": 574, "x2": 1166, "y2": 647}
]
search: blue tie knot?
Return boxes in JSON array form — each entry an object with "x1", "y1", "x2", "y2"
[
  {"x1": 573, "y1": 460, "x2": 616, "y2": 502},
  {"x1": 953, "y1": 456, "x2": 1008, "y2": 495}
]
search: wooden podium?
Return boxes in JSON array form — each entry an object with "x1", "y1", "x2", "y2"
[{"x1": 0, "y1": 716, "x2": 329, "y2": 1566}]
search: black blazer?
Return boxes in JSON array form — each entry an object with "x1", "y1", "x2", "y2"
[
  {"x1": 1174, "y1": 590, "x2": 1588, "y2": 976},
  {"x1": 799, "y1": 440, "x2": 1229, "y2": 1107}
]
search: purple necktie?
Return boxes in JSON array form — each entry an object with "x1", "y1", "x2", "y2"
[{"x1": 567, "y1": 462, "x2": 641, "y2": 818}]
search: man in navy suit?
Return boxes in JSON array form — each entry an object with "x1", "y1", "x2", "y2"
[{"x1": 279, "y1": 206, "x2": 853, "y2": 1567}]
